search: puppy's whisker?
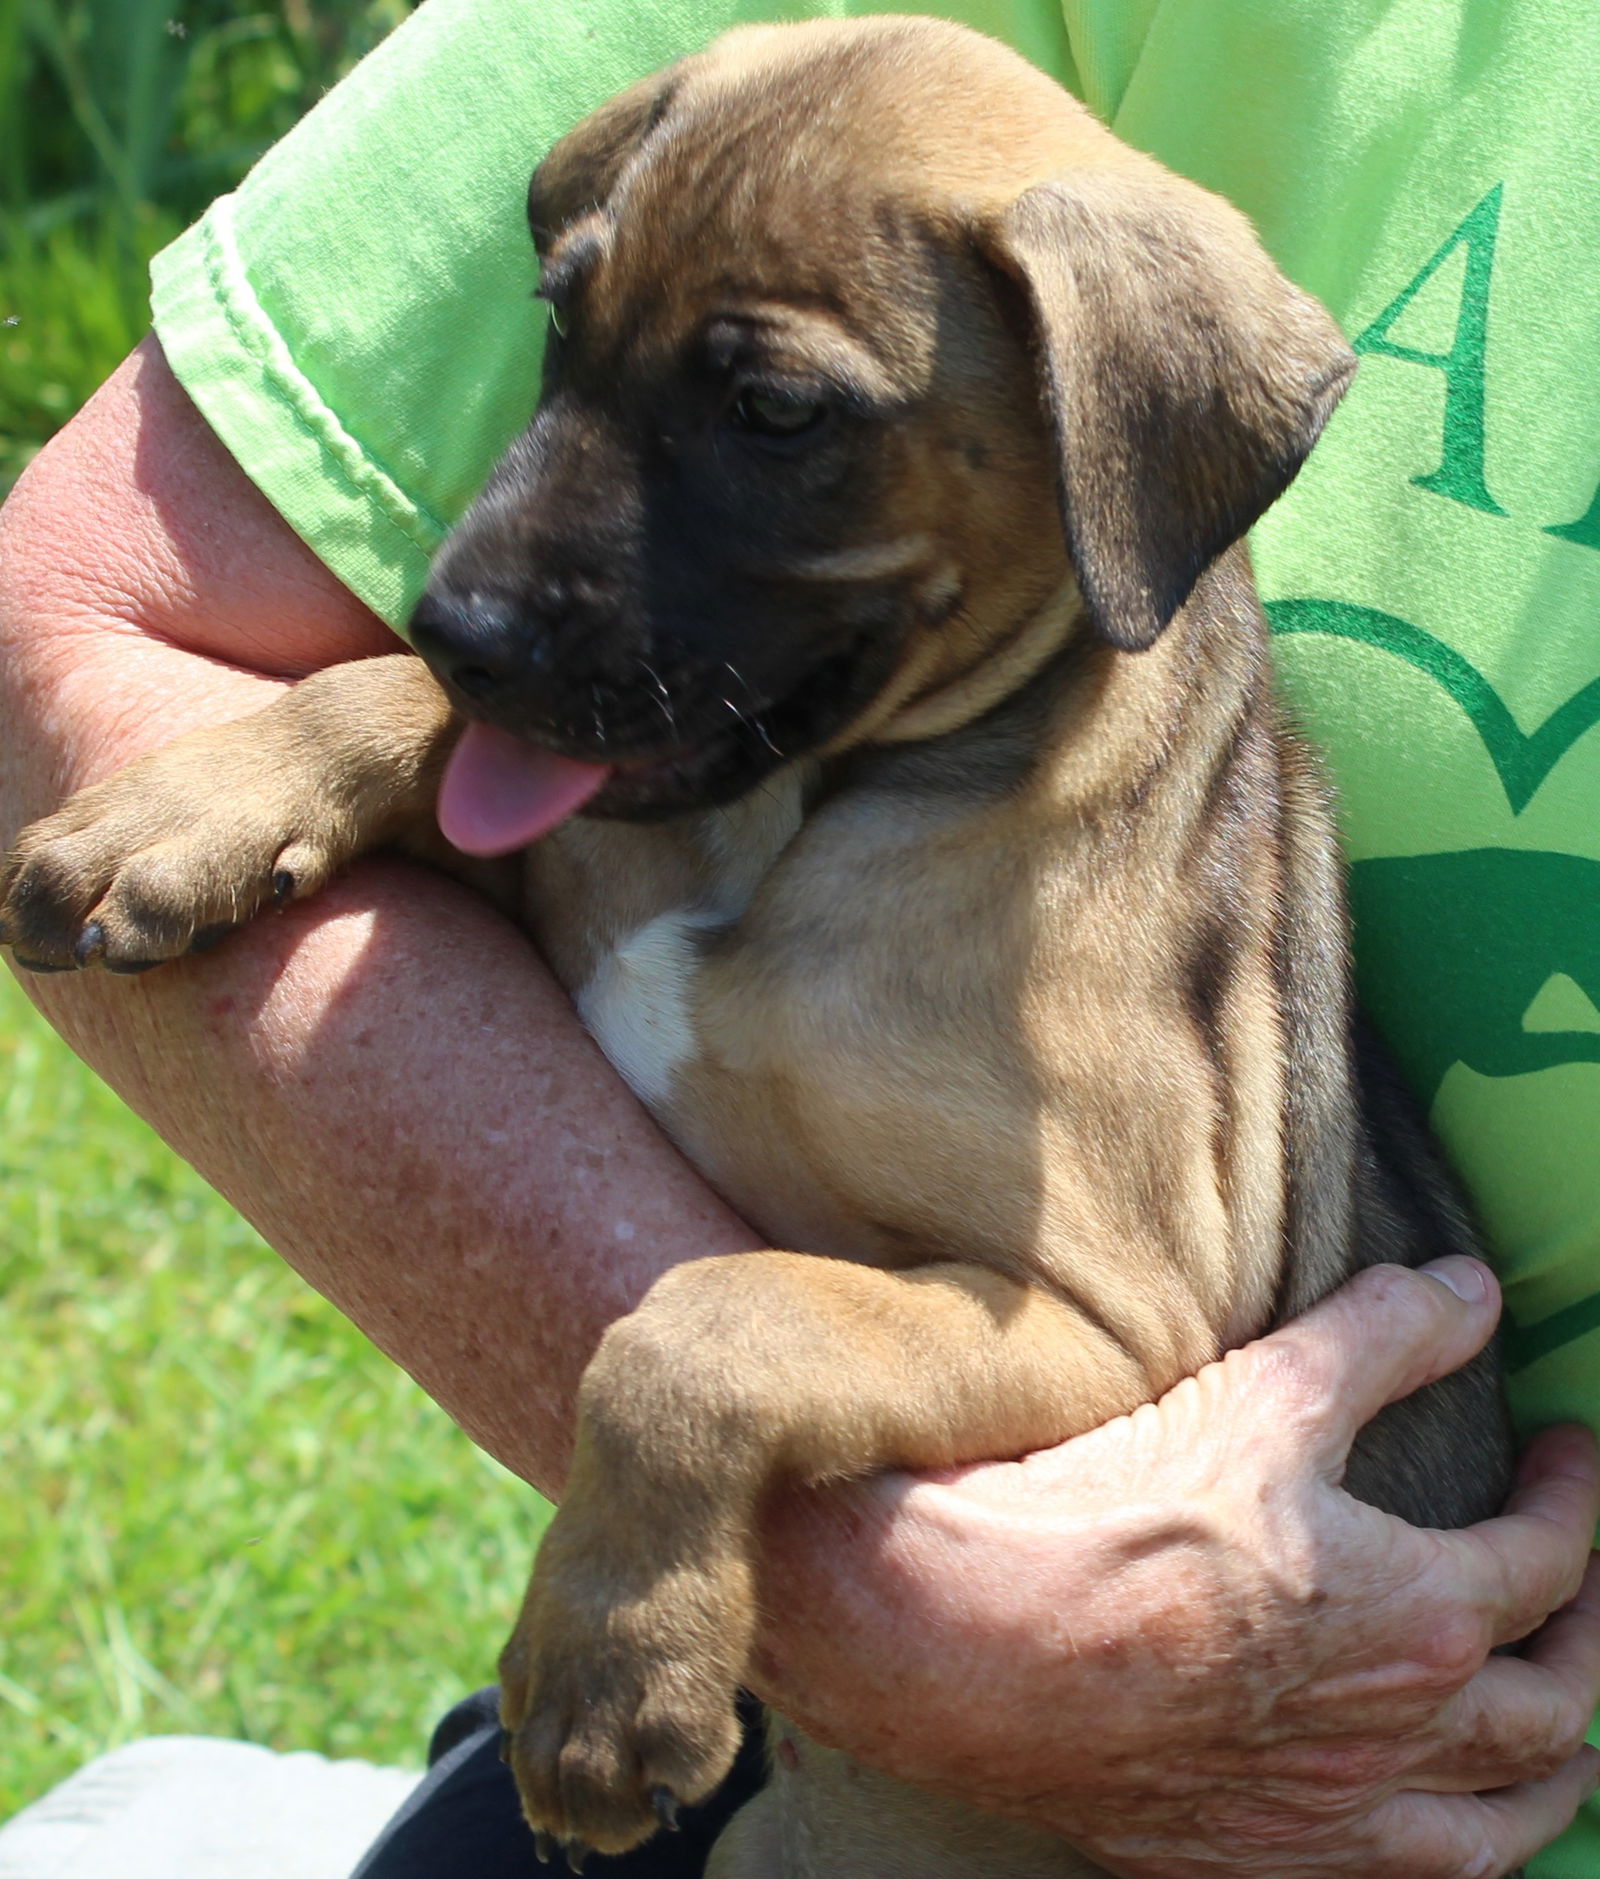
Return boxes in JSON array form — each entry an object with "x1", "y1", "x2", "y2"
[
  {"x1": 638, "y1": 662, "x2": 684, "y2": 740},
  {"x1": 726, "y1": 696, "x2": 785, "y2": 755},
  {"x1": 723, "y1": 663, "x2": 764, "y2": 716}
]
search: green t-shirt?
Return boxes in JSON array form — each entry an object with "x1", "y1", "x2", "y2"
[{"x1": 150, "y1": 1, "x2": 1600, "y2": 1869}]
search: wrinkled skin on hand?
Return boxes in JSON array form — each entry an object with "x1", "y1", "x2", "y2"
[{"x1": 754, "y1": 1261, "x2": 1600, "y2": 1879}]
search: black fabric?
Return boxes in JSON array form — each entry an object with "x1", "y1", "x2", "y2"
[{"x1": 350, "y1": 1690, "x2": 768, "y2": 1878}]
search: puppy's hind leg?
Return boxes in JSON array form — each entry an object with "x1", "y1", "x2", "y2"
[{"x1": 709, "y1": 1733, "x2": 1110, "y2": 1879}]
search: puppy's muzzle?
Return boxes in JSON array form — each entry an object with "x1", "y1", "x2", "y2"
[
  {"x1": 411, "y1": 578, "x2": 655, "y2": 756},
  {"x1": 409, "y1": 586, "x2": 543, "y2": 706}
]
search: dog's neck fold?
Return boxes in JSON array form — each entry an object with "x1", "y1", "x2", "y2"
[
  {"x1": 847, "y1": 578, "x2": 1082, "y2": 750},
  {"x1": 845, "y1": 564, "x2": 1265, "y2": 839}
]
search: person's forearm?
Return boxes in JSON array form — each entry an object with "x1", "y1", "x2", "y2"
[
  {"x1": 0, "y1": 340, "x2": 760, "y2": 1495},
  {"x1": 5, "y1": 861, "x2": 760, "y2": 1491}
]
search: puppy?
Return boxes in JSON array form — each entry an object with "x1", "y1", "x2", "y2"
[{"x1": 1, "y1": 17, "x2": 1513, "y2": 1877}]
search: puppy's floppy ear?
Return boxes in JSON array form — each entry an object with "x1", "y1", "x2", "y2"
[
  {"x1": 980, "y1": 171, "x2": 1355, "y2": 651},
  {"x1": 528, "y1": 70, "x2": 679, "y2": 252}
]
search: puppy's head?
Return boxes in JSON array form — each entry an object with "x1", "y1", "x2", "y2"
[{"x1": 411, "y1": 17, "x2": 1353, "y2": 817}]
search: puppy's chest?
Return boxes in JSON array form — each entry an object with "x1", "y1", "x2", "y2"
[
  {"x1": 522, "y1": 771, "x2": 930, "y2": 1263},
  {"x1": 524, "y1": 775, "x2": 808, "y2": 1114}
]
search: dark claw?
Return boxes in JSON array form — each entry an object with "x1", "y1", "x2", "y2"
[
  {"x1": 532, "y1": 1830, "x2": 555, "y2": 1865},
  {"x1": 498, "y1": 1727, "x2": 513, "y2": 1766},
  {"x1": 272, "y1": 869, "x2": 295, "y2": 907},
  {"x1": 106, "y1": 957, "x2": 162, "y2": 976},
  {"x1": 189, "y1": 922, "x2": 235, "y2": 955},
  {"x1": 565, "y1": 1842, "x2": 589, "y2": 1874},
  {"x1": 651, "y1": 1787, "x2": 681, "y2": 1833},
  {"x1": 73, "y1": 922, "x2": 105, "y2": 966},
  {"x1": 13, "y1": 955, "x2": 71, "y2": 974}
]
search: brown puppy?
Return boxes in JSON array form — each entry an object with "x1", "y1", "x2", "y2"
[{"x1": 1, "y1": 18, "x2": 1513, "y2": 1877}]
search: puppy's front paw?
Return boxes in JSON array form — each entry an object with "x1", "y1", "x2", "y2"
[
  {"x1": 1, "y1": 760, "x2": 338, "y2": 974},
  {"x1": 500, "y1": 1515, "x2": 753, "y2": 1860}
]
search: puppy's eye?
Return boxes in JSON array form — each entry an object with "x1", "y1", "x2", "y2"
[{"x1": 731, "y1": 389, "x2": 826, "y2": 438}]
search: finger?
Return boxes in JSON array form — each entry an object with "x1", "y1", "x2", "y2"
[
  {"x1": 1436, "y1": 1434, "x2": 1600, "y2": 1646},
  {"x1": 1230, "y1": 1260, "x2": 1501, "y2": 1470},
  {"x1": 1377, "y1": 1744, "x2": 1600, "y2": 1878},
  {"x1": 1518, "y1": 1549, "x2": 1600, "y2": 1663},
  {"x1": 1408, "y1": 1564, "x2": 1600, "y2": 1791}
]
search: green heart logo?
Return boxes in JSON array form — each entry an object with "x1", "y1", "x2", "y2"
[
  {"x1": 1268, "y1": 601, "x2": 1600, "y2": 1372},
  {"x1": 1266, "y1": 599, "x2": 1600, "y2": 812}
]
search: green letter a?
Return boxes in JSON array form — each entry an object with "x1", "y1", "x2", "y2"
[{"x1": 1353, "y1": 184, "x2": 1506, "y2": 516}]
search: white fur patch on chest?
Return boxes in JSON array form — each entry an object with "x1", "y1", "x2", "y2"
[
  {"x1": 573, "y1": 772, "x2": 806, "y2": 1110},
  {"x1": 575, "y1": 908, "x2": 720, "y2": 1109}
]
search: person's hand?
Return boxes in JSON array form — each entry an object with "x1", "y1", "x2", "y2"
[{"x1": 754, "y1": 1258, "x2": 1600, "y2": 1877}]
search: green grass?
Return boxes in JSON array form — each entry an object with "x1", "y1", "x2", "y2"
[
  {"x1": 0, "y1": 209, "x2": 180, "y2": 491},
  {"x1": 0, "y1": 0, "x2": 528, "y2": 1816},
  {"x1": 0, "y1": 0, "x2": 414, "y2": 494},
  {"x1": 0, "y1": 966, "x2": 551, "y2": 1816}
]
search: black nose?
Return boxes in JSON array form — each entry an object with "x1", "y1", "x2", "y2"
[{"x1": 408, "y1": 588, "x2": 537, "y2": 703}]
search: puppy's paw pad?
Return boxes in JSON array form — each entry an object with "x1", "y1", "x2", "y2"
[
  {"x1": 2, "y1": 792, "x2": 339, "y2": 972},
  {"x1": 500, "y1": 1589, "x2": 746, "y2": 1854},
  {"x1": 1, "y1": 820, "x2": 120, "y2": 970}
]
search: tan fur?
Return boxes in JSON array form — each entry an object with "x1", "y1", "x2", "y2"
[{"x1": 1, "y1": 19, "x2": 1512, "y2": 1877}]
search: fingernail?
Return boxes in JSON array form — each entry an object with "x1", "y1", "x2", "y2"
[{"x1": 1419, "y1": 1257, "x2": 1489, "y2": 1304}]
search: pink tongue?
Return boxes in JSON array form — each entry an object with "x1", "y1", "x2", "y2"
[{"x1": 438, "y1": 721, "x2": 610, "y2": 856}]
